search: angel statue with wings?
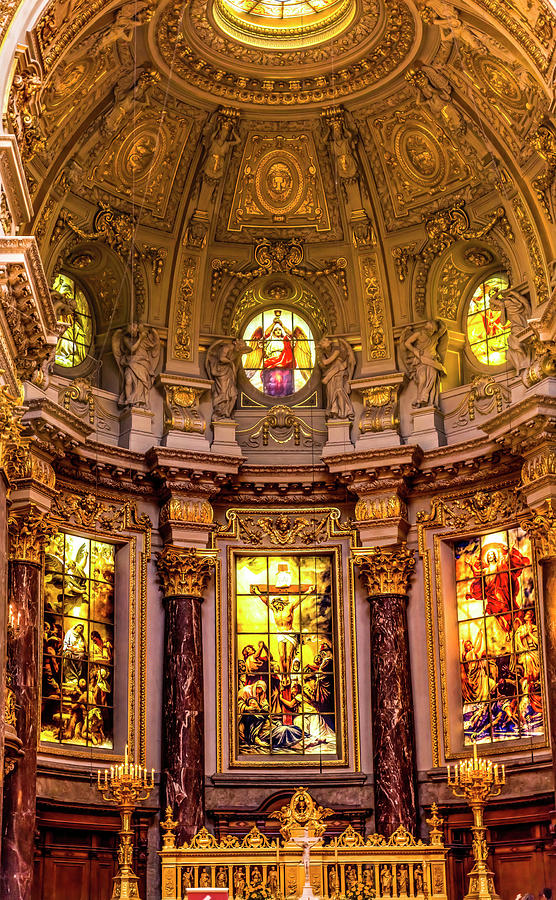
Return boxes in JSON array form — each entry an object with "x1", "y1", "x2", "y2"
[
  {"x1": 318, "y1": 335, "x2": 356, "y2": 420},
  {"x1": 112, "y1": 323, "x2": 161, "y2": 409},
  {"x1": 243, "y1": 310, "x2": 313, "y2": 398},
  {"x1": 399, "y1": 320, "x2": 448, "y2": 409}
]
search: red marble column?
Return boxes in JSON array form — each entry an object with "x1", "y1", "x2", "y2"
[
  {"x1": 355, "y1": 545, "x2": 417, "y2": 837},
  {"x1": 1, "y1": 508, "x2": 54, "y2": 900},
  {"x1": 157, "y1": 547, "x2": 215, "y2": 845}
]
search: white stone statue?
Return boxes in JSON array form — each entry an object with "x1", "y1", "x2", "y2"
[
  {"x1": 423, "y1": 0, "x2": 515, "y2": 63},
  {"x1": 318, "y1": 335, "x2": 356, "y2": 420},
  {"x1": 205, "y1": 338, "x2": 250, "y2": 421},
  {"x1": 193, "y1": 113, "x2": 241, "y2": 215},
  {"x1": 489, "y1": 284, "x2": 532, "y2": 375},
  {"x1": 400, "y1": 320, "x2": 448, "y2": 409},
  {"x1": 112, "y1": 323, "x2": 160, "y2": 409}
]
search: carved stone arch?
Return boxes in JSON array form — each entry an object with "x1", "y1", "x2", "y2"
[
  {"x1": 46, "y1": 229, "x2": 132, "y2": 333},
  {"x1": 426, "y1": 236, "x2": 519, "y2": 389},
  {"x1": 219, "y1": 271, "x2": 342, "y2": 337}
]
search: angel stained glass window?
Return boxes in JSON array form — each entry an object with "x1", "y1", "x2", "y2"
[
  {"x1": 52, "y1": 274, "x2": 93, "y2": 368},
  {"x1": 41, "y1": 533, "x2": 114, "y2": 750},
  {"x1": 466, "y1": 274, "x2": 510, "y2": 367},
  {"x1": 234, "y1": 552, "x2": 337, "y2": 758},
  {"x1": 242, "y1": 309, "x2": 315, "y2": 398},
  {"x1": 454, "y1": 527, "x2": 545, "y2": 746}
]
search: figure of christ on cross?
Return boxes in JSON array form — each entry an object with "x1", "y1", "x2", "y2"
[{"x1": 250, "y1": 565, "x2": 313, "y2": 725}]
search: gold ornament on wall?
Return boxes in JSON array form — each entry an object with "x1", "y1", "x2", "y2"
[
  {"x1": 360, "y1": 256, "x2": 388, "y2": 360},
  {"x1": 8, "y1": 507, "x2": 57, "y2": 564},
  {"x1": 228, "y1": 132, "x2": 331, "y2": 232},
  {"x1": 156, "y1": 546, "x2": 217, "y2": 598},
  {"x1": 358, "y1": 384, "x2": 400, "y2": 433},
  {"x1": 159, "y1": 498, "x2": 214, "y2": 527},
  {"x1": 353, "y1": 544, "x2": 415, "y2": 596}
]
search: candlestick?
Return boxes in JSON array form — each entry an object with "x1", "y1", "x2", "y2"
[
  {"x1": 447, "y1": 742, "x2": 506, "y2": 900},
  {"x1": 97, "y1": 746, "x2": 155, "y2": 900}
]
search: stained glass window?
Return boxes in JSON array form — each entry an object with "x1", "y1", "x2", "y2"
[
  {"x1": 454, "y1": 527, "x2": 544, "y2": 745},
  {"x1": 241, "y1": 309, "x2": 316, "y2": 398},
  {"x1": 223, "y1": 0, "x2": 340, "y2": 20},
  {"x1": 235, "y1": 553, "x2": 337, "y2": 757},
  {"x1": 466, "y1": 274, "x2": 510, "y2": 366},
  {"x1": 41, "y1": 533, "x2": 114, "y2": 749},
  {"x1": 53, "y1": 274, "x2": 93, "y2": 368}
]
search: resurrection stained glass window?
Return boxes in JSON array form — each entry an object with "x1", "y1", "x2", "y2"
[
  {"x1": 242, "y1": 309, "x2": 315, "y2": 398},
  {"x1": 41, "y1": 533, "x2": 114, "y2": 750},
  {"x1": 454, "y1": 527, "x2": 544, "y2": 745},
  {"x1": 235, "y1": 553, "x2": 336, "y2": 757},
  {"x1": 466, "y1": 274, "x2": 510, "y2": 367},
  {"x1": 53, "y1": 274, "x2": 93, "y2": 368}
]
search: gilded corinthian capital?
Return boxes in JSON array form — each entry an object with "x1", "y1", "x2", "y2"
[
  {"x1": 156, "y1": 546, "x2": 216, "y2": 598},
  {"x1": 354, "y1": 544, "x2": 415, "y2": 597},
  {"x1": 519, "y1": 500, "x2": 556, "y2": 561},
  {"x1": 8, "y1": 507, "x2": 56, "y2": 564}
]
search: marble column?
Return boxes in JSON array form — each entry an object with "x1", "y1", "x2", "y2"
[
  {"x1": 1, "y1": 509, "x2": 55, "y2": 900},
  {"x1": 355, "y1": 544, "x2": 417, "y2": 837},
  {"x1": 156, "y1": 546, "x2": 216, "y2": 845}
]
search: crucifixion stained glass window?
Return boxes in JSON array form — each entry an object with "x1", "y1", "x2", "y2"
[
  {"x1": 454, "y1": 527, "x2": 545, "y2": 745},
  {"x1": 235, "y1": 553, "x2": 337, "y2": 757},
  {"x1": 41, "y1": 533, "x2": 114, "y2": 750}
]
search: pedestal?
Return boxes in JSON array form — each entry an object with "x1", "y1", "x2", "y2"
[
  {"x1": 0, "y1": 561, "x2": 41, "y2": 900},
  {"x1": 163, "y1": 430, "x2": 211, "y2": 451},
  {"x1": 409, "y1": 406, "x2": 446, "y2": 450},
  {"x1": 321, "y1": 419, "x2": 353, "y2": 457},
  {"x1": 211, "y1": 419, "x2": 243, "y2": 458},
  {"x1": 119, "y1": 407, "x2": 154, "y2": 453}
]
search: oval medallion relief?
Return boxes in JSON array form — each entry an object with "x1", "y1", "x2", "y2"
[
  {"x1": 255, "y1": 150, "x2": 304, "y2": 215},
  {"x1": 395, "y1": 125, "x2": 445, "y2": 186},
  {"x1": 114, "y1": 125, "x2": 166, "y2": 185}
]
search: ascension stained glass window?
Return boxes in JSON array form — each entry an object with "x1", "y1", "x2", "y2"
[
  {"x1": 41, "y1": 533, "x2": 114, "y2": 750},
  {"x1": 52, "y1": 273, "x2": 93, "y2": 368},
  {"x1": 235, "y1": 553, "x2": 337, "y2": 757},
  {"x1": 454, "y1": 527, "x2": 544, "y2": 745},
  {"x1": 242, "y1": 309, "x2": 316, "y2": 398},
  {"x1": 466, "y1": 274, "x2": 510, "y2": 367}
]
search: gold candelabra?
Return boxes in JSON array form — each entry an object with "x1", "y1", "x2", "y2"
[
  {"x1": 97, "y1": 744, "x2": 155, "y2": 900},
  {"x1": 447, "y1": 742, "x2": 505, "y2": 900}
]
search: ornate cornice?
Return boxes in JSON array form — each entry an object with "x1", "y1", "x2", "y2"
[
  {"x1": 8, "y1": 506, "x2": 56, "y2": 564},
  {"x1": 156, "y1": 546, "x2": 217, "y2": 598},
  {"x1": 353, "y1": 543, "x2": 415, "y2": 597}
]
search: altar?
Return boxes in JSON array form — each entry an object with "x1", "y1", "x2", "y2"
[{"x1": 159, "y1": 789, "x2": 448, "y2": 900}]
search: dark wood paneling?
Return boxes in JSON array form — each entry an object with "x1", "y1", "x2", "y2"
[{"x1": 32, "y1": 801, "x2": 151, "y2": 900}]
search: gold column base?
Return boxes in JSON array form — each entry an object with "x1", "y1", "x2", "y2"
[
  {"x1": 111, "y1": 871, "x2": 141, "y2": 899},
  {"x1": 464, "y1": 864, "x2": 500, "y2": 900}
]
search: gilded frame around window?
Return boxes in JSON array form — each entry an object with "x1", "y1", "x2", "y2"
[
  {"x1": 418, "y1": 486, "x2": 550, "y2": 765},
  {"x1": 38, "y1": 488, "x2": 151, "y2": 763},
  {"x1": 226, "y1": 544, "x2": 348, "y2": 768}
]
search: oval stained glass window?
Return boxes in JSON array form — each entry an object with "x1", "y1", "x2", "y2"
[
  {"x1": 466, "y1": 274, "x2": 510, "y2": 367},
  {"x1": 242, "y1": 308, "x2": 315, "y2": 398},
  {"x1": 53, "y1": 274, "x2": 93, "y2": 368}
]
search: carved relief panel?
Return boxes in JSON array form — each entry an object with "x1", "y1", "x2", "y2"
[
  {"x1": 367, "y1": 107, "x2": 472, "y2": 217},
  {"x1": 228, "y1": 132, "x2": 331, "y2": 232}
]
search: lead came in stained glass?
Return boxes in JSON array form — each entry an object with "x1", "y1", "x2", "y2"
[
  {"x1": 235, "y1": 553, "x2": 337, "y2": 757},
  {"x1": 41, "y1": 533, "x2": 114, "y2": 749},
  {"x1": 53, "y1": 274, "x2": 93, "y2": 368},
  {"x1": 466, "y1": 274, "x2": 510, "y2": 367},
  {"x1": 242, "y1": 309, "x2": 315, "y2": 398},
  {"x1": 223, "y1": 0, "x2": 339, "y2": 18},
  {"x1": 454, "y1": 527, "x2": 544, "y2": 745}
]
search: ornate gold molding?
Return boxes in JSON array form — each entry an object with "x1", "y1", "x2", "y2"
[
  {"x1": 353, "y1": 544, "x2": 415, "y2": 596},
  {"x1": 355, "y1": 495, "x2": 408, "y2": 522},
  {"x1": 156, "y1": 546, "x2": 217, "y2": 598},
  {"x1": 159, "y1": 498, "x2": 214, "y2": 527},
  {"x1": 8, "y1": 506, "x2": 57, "y2": 564},
  {"x1": 519, "y1": 500, "x2": 556, "y2": 560},
  {"x1": 163, "y1": 384, "x2": 207, "y2": 435},
  {"x1": 416, "y1": 489, "x2": 524, "y2": 530},
  {"x1": 358, "y1": 384, "x2": 400, "y2": 433},
  {"x1": 360, "y1": 256, "x2": 388, "y2": 360},
  {"x1": 217, "y1": 507, "x2": 354, "y2": 546},
  {"x1": 521, "y1": 447, "x2": 556, "y2": 486}
]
